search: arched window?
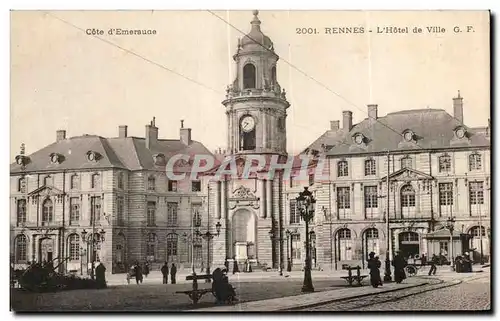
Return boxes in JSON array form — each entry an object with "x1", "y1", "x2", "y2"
[
  {"x1": 148, "y1": 175, "x2": 156, "y2": 191},
  {"x1": 438, "y1": 154, "x2": 451, "y2": 173},
  {"x1": 91, "y1": 173, "x2": 100, "y2": 189},
  {"x1": 70, "y1": 174, "x2": 79, "y2": 190},
  {"x1": 270, "y1": 66, "x2": 277, "y2": 85},
  {"x1": 68, "y1": 234, "x2": 80, "y2": 261},
  {"x1": 337, "y1": 160, "x2": 349, "y2": 177},
  {"x1": 401, "y1": 184, "x2": 416, "y2": 218},
  {"x1": 18, "y1": 177, "x2": 26, "y2": 193},
  {"x1": 400, "y1": 156, "x2": 412, "y2": 169},
  {"x1": 166, "y1": 234, "x2": 178, "y2": 258},
  {"x1": 364, "y1": 159, "x2": 376, "y2": 176},
  {"x1": 15, "y1": 235, "x2": 27, "y2": 262},
  {"x1": 243, "y1": 63, "x2": 256, "y2": 89},
  {"x1": 146, "y1": 233, "x2": 157, "y2": 260},
  {"x1": 42, "y1": 199, "x2": 53, "y2": 224},
  {"x1": 17, "y1": 199, "x2": 27, "y2": 226},
  {"x1": 469, "y1": 153, "x2": 482, "y2": 171},
  {"x1": 364, "y1": 228, "x2": 380, "y2": 259},
  {"x1": 337, "y1": 228, "x2": 352, "y2": 261}
]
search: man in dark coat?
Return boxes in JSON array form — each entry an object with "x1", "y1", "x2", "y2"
[
  {"x1": 95, "y1": 262, "x2": 107, "y2": 289},
  {"x1": 367, "y1": 252, "x2": 382, "y2": 288},
  {"x1": 134, "y1": 261, "x2": 143, "y2": 284},
  {"x1": 161, "y1": 262, "x2": 169, "y2": 284},
  {"x1": 428, "y1": 254, "x2": 438, "y2": 276},
  {"x1": 232, "y1": 258, "x2": 240, "y2": 274},
  {"x1": 143, "y1": 261, "x2": 150, "y2": 278},
  {"x1": 392, "y1": 251, "x2": 407, "y2": 283},
  {"x1": 170, "y1": 263, "x2": 177, "y2": 284},
  {"x1": 224, "y1": 258, "x2": 229, "y2": 271}
]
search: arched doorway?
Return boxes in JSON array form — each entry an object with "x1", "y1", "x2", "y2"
[
  {"x1": 231, "y1": 209, "x2": 257, "y2": 262},
  {"x1": 469, "y1": 226, "x2": 487, "y2": 262},
  {"x1": 336, "y1": 228, "x2": 353, "y2": 261},
  {"x1": 398, "y1": 231, "x2": 419, "y2": 258},
  {"x1": 39, "y1": 238, "x2": 54, "y2": 263},
  {"x1": 362, "y1": 228, "x2": 380, "y2": 268}
]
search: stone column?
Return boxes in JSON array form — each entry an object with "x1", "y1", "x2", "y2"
[
  {"x1": 220, "y1": 180, "x2": 226, "y2": 220},
  {"x1": 262, "y1": 110, "x2": 267, "y2": 150},
  {"x1": 416, "y1": 182, "x2": 421, "y2": 217},
  {"x1": 215, "y1": 181, "x2": 221, "y2": 220},
  {"x1": 260, "y1": 179, "x2": 266, "y2": 218},
  {"x1": 266, "y1": 179, "x2": 273, "y2": 220}
]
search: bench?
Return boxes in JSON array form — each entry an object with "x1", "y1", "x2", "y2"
[
  {"x1": 175, "y1": 273, "x2": 213, "y2": 304},
  {"x1": 340, "y1": 266, "x2": 368, "y2": 286}
]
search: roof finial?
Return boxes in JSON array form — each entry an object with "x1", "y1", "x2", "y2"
[
  {"x1": 20, "y1": 143, "x2": 25, "y2": 155},
  {"x1": 152, "y1": 116, "x2": 156, "y2": 126},
  {"x1": 457, "y1": 90, "x2": 461, "y2": 98},
  {"x1": 253, "y1": 10, "x2": 259, "y2": 17},
  {"x1": 251, "y1": 10, "x2": 261, "y2": 28},
  {"x1": 181, "y1": 119, "x2": 184, "y2": 128}
]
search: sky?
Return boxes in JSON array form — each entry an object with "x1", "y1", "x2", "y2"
[{"x1": 10, "y1": 10, "x2": 490, "y2": 159}]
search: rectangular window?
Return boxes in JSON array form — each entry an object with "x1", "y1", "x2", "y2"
[
  {"x1": 364, "y1": 186, "x2": 378, "y2": 208},
  {"x1": 337, "y1": 187, "x2": 350, "y2": 209},
  {"x1": 469, "y1": 181, "x2": 484, "y2": 205},
  {"x1": 167, "y1": 202, "x2": 178, "y2": 226},
  {"x1": 364, "y1": 159, "x2": 376, "y2": 176},
  {"x1": 439, "y1": 156, "x2": 451, "y2": 173},
  {"x1": 69, "y1": 235, "x2": 80, "y2": 261},
  {"x1": 439, "y1": 183, "x2": 453, "y2": 205},
  {"x1": 291, "y1": 234, "x2": 301, "y2": 260},
  {"x1": 439, "y1": 242, "x2": 449, "y2": 256},
  {"x1": 166, "y1": 235, "x2": 178, "y2": 256},
  {"x1": 168, "y1": 180, "x2": 178, "y2": 192},
  {"x1": 148, "y1": 176, "x2": 156, "y2": 191},
  {"x1": 192, "y1": 181, "x2": 202, "y2": 192},
  {"x1": 337, "y1": 161, "x2": 349, "y2": 177},
  {"x1": 147, "y1": 201, "x2": 156, "y2": 226},
  {"x1": 117, "y1": 196, "x2": 124, "y2": 225},
  {"x1": 17, "y1": 199, "x2": 27, "y2": 226},
  {"x1": 70, "y1": 197, "x2": 80, "y2": 225},
  {"x1": 289, "y1": 199, "x2": 300, "y2": 224},
  {"x1": 90, "y1": 196, "x2": 101, "y2": 223}
]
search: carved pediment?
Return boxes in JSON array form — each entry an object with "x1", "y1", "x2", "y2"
[
  {"x1": 231, "y1": 186, "x2": 257, "y2": 200},
  {"x1": 28, "y1": 185, "x2": 65, "y2": 197},
  {"x1": 381, "y1": 168, "x2": 434, "y2": 182}
]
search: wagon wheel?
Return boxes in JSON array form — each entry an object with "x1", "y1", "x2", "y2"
[{"x1": 405, "y1": 265, "x2": 417, "y2": 277}]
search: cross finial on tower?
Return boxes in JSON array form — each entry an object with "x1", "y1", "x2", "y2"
[
  {"x1": 457, "y1": 90, "x2": 461, "y2": 98},
  {"x1": 253, "y1": 10, "x2": 259, "y2": 17},
  {"x1": 181, "y1": 120, "x2": 184, "y2": 128},
  {"x1": 20, "y1": 143, "x2": 25, "y2": 155}
]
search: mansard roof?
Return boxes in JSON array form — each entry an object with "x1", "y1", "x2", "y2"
[
  {"x1": 10, "y1": 135, "x2": 212, "y2": 174},
  {"x1": 317, "y1": 109, "x2": 489, "y2": 157}
]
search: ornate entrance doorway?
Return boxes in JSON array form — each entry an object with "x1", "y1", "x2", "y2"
[
  {"x1": 231, "y1": 209, "x2": 257, "y2": 261},
  {"x1": 39, "y1": 238, "x2": 54, "y2": 263}
]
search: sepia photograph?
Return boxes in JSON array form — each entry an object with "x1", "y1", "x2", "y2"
[{"x1": 9, "y1": 9, "x2": 491, "y2": 312}]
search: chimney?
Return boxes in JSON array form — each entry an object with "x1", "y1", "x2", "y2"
[
  {"x1": 330, "y1": 120, "x2": 340, "y2": 131},
  {"x1": 453, "y1": 90, "x2": 464, "y2": 123},
  {"x1": 119, "y1": 125, "x2": 128, "y2": 138},
  {"x1": 56, "y1": 130, "x2": 66, "y2": 142},
  {"x1": 145, "y1": 117, "x2": 158, "y2": 149},
  {"x1": 180, "y1": 119, "x2": 192, "y2": 146},
  {"x1": 342, "y1": 111, "x2": 353, "y2": 131},
  {"x1": 368, "y1": 104, "x2": 378, "y2": 122}
]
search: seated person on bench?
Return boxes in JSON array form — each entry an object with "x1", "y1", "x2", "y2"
[{"x1": 212, "y1": 268, "x2": 238, "y2": 303}]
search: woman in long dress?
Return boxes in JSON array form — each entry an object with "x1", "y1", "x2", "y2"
[{"x1": 367, "y1": 252, "x2": 382, "y2": 288}]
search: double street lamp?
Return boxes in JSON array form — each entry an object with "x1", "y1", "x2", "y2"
[
  {"x1": 444, "y1": 216, "x2": 456, "y2": 271},
  {"x1": 296, "y1": 187, "x2": 316, "y2": 293},
  {"x1": 195, "y1": 221, "x2": 221, "y2": 282},
  {"x1": 81, "y1": 228, "x2": 106, "y2": 280},
  {"x1": 268, "y1": 227, "x2": 283, "y2": 276}
]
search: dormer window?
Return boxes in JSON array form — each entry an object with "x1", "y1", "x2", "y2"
[
  {"x1": 50, "y1": 153, "x2": 62, "y2": 164},
  {"x1": 86, "y1": 151, "x2": 101, "y2": 162},
  {"x1": 353, "y1": 133, "x2": 365, "y2": 145},
  {"x1": 403, "y1": 130, "x2": 414, "y2": 142},
  {"x1": 455, "y1": 126, "x2": 467, "y2": 139},
  {"x1": 153, "y1": 153, "x2": 166, "y2": 166}
]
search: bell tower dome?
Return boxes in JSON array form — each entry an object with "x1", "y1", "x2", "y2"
[{"x1": 222, "y1": 10, "x2": 290, "y2": 156}]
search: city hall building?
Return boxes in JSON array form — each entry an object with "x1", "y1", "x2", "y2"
[{"x1": 10, "y1": 11, "x2": 491, "y2": 274}]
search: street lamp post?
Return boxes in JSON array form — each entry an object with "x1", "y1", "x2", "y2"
[
  {"x1": 81, "y1": 228, "x2": 105, "y2": 280},
  {"x1": 269, "y1": 227, "x2": 283, "y2": 276},
  {"x1": 383, "y1": 150, "x2": 392, "y2": 282},
  {"x1": 445, "y1": 216, "x2": 456, "y2": 271},
  {"x1": 285, "y1": 229, "x2": 292, "y2": 272},
  {"x1": 182, "y1": 232, "x2": 196, "y2": 275},
  {"x1": 296, "y1": 187, "x2": 316, "y2": 293},
  {"x1": 196, "y1": 221, "x2": 221, "y2": 282}
]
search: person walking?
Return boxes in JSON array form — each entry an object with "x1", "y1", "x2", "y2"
[
  {"x1": 95, "y1": 262, "x2": 107, "y2": 289},
  {"x1": 428, "y1": 254, "x2": 438, "y2": 276},
  {"x1": 367, "y1": 252, "x2": 382, "y2": 288},
  {"x1": 224, "y1": 258, "x2": 229, "y2": 271},
  {"x1": 143, "y1": 261, "x2": 150, "y2": 278},
  {"x1": 232, "y1": 258, "x2": 240, "y2": 274},
  {"x1": 161, "y1": 261, "x2": 169, "y2": 284},
  {"x1": 134, "y1": 261, "x2": 143, "y2": 284},
  {"x1": 392, "y1": 251, "x2": 407, "y2": 284},
  {"x1": 170, "y1": 263, "x2": 177, "y2": 284}
]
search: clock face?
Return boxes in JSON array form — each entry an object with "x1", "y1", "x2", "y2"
[
  {"x1": 241, "y1": 116, "x2": 255, "y2": 132},
  {"x1": 355, "y1": 135, "x2": 363, "y2": 144},
  {"x1": 404, "y1": 132, "x2": 413, "y2": 141},
  {"x1": 51, "y1": 155, "x2": 59, "y2": 163},
  {"x1": 456, "y1": 128, "x2": 465, "y2": 138},
  {"x1": 16, "y1": 158, "x2": 23, "y2": 165}
]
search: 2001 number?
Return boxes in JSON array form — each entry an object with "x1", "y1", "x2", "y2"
[{"x1": 296, "y1": 28, "x2": 318, "y2": 34}]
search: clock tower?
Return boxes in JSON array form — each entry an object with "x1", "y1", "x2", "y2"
[{"x1": 222, "y1": 10, "x2": 290, "y2": 156}]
